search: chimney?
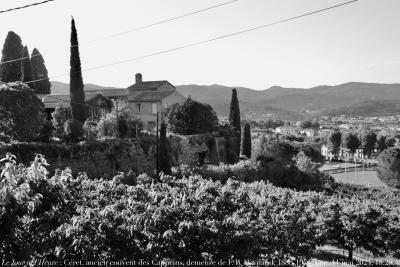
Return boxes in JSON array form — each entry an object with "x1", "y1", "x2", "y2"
[{"x1": 135, "y1": 73, "x2": 142, "y2": 84}]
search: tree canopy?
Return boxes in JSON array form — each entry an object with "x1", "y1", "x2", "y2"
[
  {"x1": 31, "y1": 48, "x2": 51, "y2": 94},
  {"x1": 165, "y1": 97, "x2": 218, "y2": 135},
  {"x1": 377, "y1": 147, "x2": 400, "y2": 188},
  {"x1": 0, "y1": 31, "x2": 23, "y2": 83}
]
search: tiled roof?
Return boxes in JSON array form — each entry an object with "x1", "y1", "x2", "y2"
[
  {"x1": 129, "y1": 90, "x2": 174, "y2": 102},
  {"x1": 127, "y1": 81, "x2": 172, "y2": 90},
  {"x1": 85, "y1": 88, "x2": 128, "y2": 98},
  {"x1": 40, "y1": 92, "x2": 112, "y2": 109}
]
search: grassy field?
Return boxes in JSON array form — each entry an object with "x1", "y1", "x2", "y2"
[{"x1": 331, "y1": 170, "x2": 385, "y2": 187}]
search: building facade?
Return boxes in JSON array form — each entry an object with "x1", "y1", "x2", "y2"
[{"x1": 127, "y1": 73, "x2": 186, "y2": 130}]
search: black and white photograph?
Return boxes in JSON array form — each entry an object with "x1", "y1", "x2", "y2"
[{"x1": 0, "y1": 0, "x2": 400, "y2": 266}]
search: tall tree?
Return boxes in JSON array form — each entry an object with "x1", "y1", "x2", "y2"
[
  {"x1": 21, "y1": 46, "x2": 32, "y2": 84},
  {"x1": 327, "y1": 130, "x2": 342, "y2": 160},
  {"x1": 242, "y1": 122, "x2": 251, "y2": 158},
  {"x1": 159, "y1": 122, "x2": 171, "y2": 175},
  {"x1": 360, "y1": 131, "x2": 377, "y2": 158},
  {"x1": 229, "y1": 88, "x2": 241, "y2": 157},
  {"x1": 70, "y1": 17, "x2": 87, "y2": 124},
  {"x1": 31, "y1": 48, "x2": 51, "y2": 94},
  {"x1": 0, "y1": 31, "x2": 23, "y2": 82},
  {"x1": 343, "y1": 132, "x2": 361, "y2": 159},
  {"x1": 377, "y1": 136, "x2": 388, "y2": 153}
]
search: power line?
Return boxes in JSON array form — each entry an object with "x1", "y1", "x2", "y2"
[
  {"x1": 0, "y1": 0, "x2": 239, "y2": 66},
  {"x1": 25, "y1": 0, "x2": 359, "y2": 85},
  {"x1": 82, "y1": 0, "x2": 240, "y2": 45},
  {"x1": 0, "y1": 0, "x2": 55, "y2": 15}
]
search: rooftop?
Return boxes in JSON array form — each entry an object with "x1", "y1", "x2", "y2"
[{"x1": 128, "y1": 90, "x2": 174, "y2": 102}]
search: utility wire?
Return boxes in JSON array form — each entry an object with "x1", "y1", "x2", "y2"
[
  {"x1": 24, "y1": 0, "x2": 359, "y2": 86},
  {"x1": 82, "y1": 0, "x2": 240, "y2": 45},
  {"x1": 0, "y1": 0, "x2": 55, "y2": 14},
  {"x1": 0, "y1": 0, "x2": 240, "y2": 65}
]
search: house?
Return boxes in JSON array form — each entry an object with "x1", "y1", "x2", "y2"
[
  {"x1": 127, "y1": 73, "x2": 186, "y2": 129},
  {"x1": 40, "y1": 92, "x2": 113, "y2": 120},
  {"x1": 275, "y1": 126, "x2": 300, "y2": 136}
]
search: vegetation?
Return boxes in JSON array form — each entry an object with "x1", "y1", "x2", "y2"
[
  {"x1": 165, "y1": 97, "x2": 218, "y2": 135},
  {"x1": 0, "y1": 83, "x2": 45, "y2": 141},
  {"x1": 30, "y1": 48, "x2": 51, "y2": 94},
  {"x1": 69, "y1": 18, "x2": 87, "y2": 126},
  {"x1": 343, "y1": 132, "x2": 361, "y2": 158},
  {"x1": 21, "y1": 46, "x2": 32, "y2": 84},
  {"x1": 242, "y1": 122, "x2": 251, "y2": 158},
  {"x1": 328, "y1": 130, "x2": 342, "y2": 159},
  {"x1": 1, "y1": 154, "x2": 399, "y2": 263},
  {"x1": 0, "y1": 31, "x2": 22, "y2": 82},
  {"x1": 51, "y1": 103, "x2": 69, "y2": 139},
  {"x1": 229, "y1": 88, "x2": 241, "y2": 157},
  {"x1": 159, "y1": 122, "x2": 171, "y2": 175},
  {"x1": 359, "y1": 131, "x2": 377, "y2": 157},
  {"x1": 376, "y1": 147, "x2": 400, "y2": 188}
]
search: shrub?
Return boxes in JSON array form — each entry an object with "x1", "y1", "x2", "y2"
[
  {"x1": 38, "y1": 119, "x2": 53, "y2": 143},
  {"x1": 63, "y1": 119, "x2": 83, "y2": 143},
  {"x1": 0, "y1": 82, "x2": 44, "y2": 141},
  {"x1": 51, "y1": 103, "x2": 68, "y2": 139},
  {"x1": 376, "y1": 147, "x2": 400, "y2": 188},
  {"x1": 82, "y1": 119, "x2": 98, "y2": 141},
  {"x1": 165, "y1": 97, "x2": 218, "y2": 135}
]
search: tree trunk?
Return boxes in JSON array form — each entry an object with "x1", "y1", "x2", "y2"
[{"x1": 348, "y1": 248, "x2": 353, "y2": 261}]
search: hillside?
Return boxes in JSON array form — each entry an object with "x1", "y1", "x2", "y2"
[{"x1": 50, "y1": 81, "x2": 400, "y2": 120}]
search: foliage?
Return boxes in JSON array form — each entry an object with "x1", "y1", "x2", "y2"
[
  {"x1": 343, "y1": 132, "x2": 361, "y2": 156},
  {"x1": 328, "y1": 130, "x2": 342, "y2": 159},
  {"x1": 82, "y1": 119, "x2": 98, "y2": 141},
  {"x1": 0, "y1": 83, "x2": 45, "y2": 141},
  {"x1": 165, "y1": 97, "x2": 218, "y2": 135},
  {"x1": 63, "y1": 119, "x2": 83, "y2": 143},
  {"x1": 360, "y1": 131, "x2": 377, "y2": 157},
  {"x1": 51, "y1": 103, "x2": 68, "y2": 139},
  {"x1": 376, "y1": 147, "x2": 400, "y2": 188},
  {"x1": 21, "y1": 45, "x2": 32, "y2": 84},
  {"x1": 229, "y1": 88, "x2": 241, "y2": 157},
  {"x1": 38, "y1": 119, "x2": 53, "y2": 143},
  {"x1": 0, "y1": 31, "x2": 23, "y2": 82},
  {"x1": 216, "y1": 123, "x2": 239, "y2": 164},
  {"x1": 96, "y1": 109, "x2": 142, "y2": 139},
  {"x1": 1, "y1": 154, "x2": 400, "y2": 263},
  {"x1": 30, "y1": 48, "x2": 51, "y2": 94},
  {"x1": 242, "y1": 122, "x2": 251, "y2": 159},
  {"x1": 70, "y1": 18, "x2": 87, "y2": 124},
  {"x1": 159, "y1": 122, "x2": 171, "y2": 175}
]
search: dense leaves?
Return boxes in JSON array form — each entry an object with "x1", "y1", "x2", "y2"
[
  {"x1": 229, "y1": 88, "x2": 241, "y2": 158},
  {"x1": 30, "y1": 48, "x2": 51, "y2": 94},
  {"x1": 0, "y1": 83, "x2": 45, "y2": 141},
  {"x1": 0, "y1": 31, "x2": 23, "y2": 83},
  {"x1": 70, "y1": 18, "x2": 87, "y2": 125},
  {"x1": 376, "y1": 147, "x2": 400, "y2": 188},
  {"x1": 165, "y1": 97, "x2": 218, "y2": 135},
  {"x1": 242, "y1": 122, "x2": 251, "y2": 158}
]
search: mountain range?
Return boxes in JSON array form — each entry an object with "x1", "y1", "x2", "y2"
[{"x1": 50, "y1": 81, "x2": 400, "y2": 121}]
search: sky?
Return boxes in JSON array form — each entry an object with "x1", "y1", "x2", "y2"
[{"x1": 0, "y1": 0, "x2": 398, "y2": 90}]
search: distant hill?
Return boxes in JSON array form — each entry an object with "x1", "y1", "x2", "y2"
[{"x1": 50, "y1": 81, "x2": 400, "y2": 121}]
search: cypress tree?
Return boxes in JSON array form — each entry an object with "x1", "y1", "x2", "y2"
[
  {"x1": 159, "y1": 122, "x2": 171, "y2": 175},
  {"x1": 0, "y1": 31, "x2": 23, "y2": 82},
  {"x1": 21, "y1": 46, "x2": 32, "y2": 85},
  {"x1": 31, "y1": 48, "x2": 51, "y2": 94},
  {"x1": 242, "y1": 122, "x2": 251, "y2": 158},
  {"x1": 229, "y1": 88, "x2": 241, "y2": 157},
  {"x1": 70, "y1": 17, "x2": 87, "y2": 124}
]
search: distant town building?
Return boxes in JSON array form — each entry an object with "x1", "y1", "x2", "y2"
[
  {"x1": 127, "y1": 73, "x2": 186, "y2": 130},
  {"x1": 275, "y1": 126, "x2": 299, "y2": 136}
]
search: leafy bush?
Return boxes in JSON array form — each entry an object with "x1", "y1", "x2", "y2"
[
  {"x1": 165, "y1": 97, "x2": 218, "y2": 135},
  {"x1": 51, "y1": 103, "x2": 68, "y2": 139},
  {"x1": 0, "y1": 82, "x2": 45, "y2": 141},
  {"x1": 1, "y1": 154, "x2": 400, "y2": 262},
  {"x1": 63, "y1": 119, "x2": 83, "y2": 143},
  {"x1": 96, "y1": 109, "x2": 142, "y2": 139},
  {"x1": 38, "y1": 119, "x2": 53, "y2": 143},
  {"x1": 82, "y1": 119, "x2": 98, "y2": 141},
  {"x1": 376, "y1": 147, "x2": 400, "y2": 188}
]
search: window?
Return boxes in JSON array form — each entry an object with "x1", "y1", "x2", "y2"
[
  {"x1": 152, "y1": 103, "x2": 157, "y2": 114},
  {"x1": 137, "y1": 103, "x2": 141, "y2": 113}
]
